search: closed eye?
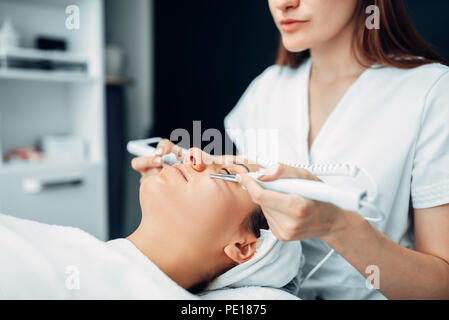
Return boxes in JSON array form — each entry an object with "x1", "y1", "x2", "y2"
[{"x1": 220, "y1": 168, "x2": 232, "y2": 175}]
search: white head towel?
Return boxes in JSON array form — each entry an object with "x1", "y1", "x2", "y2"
[{"x1": 206, "y1": 229, "x2": 304, "y2": 291}]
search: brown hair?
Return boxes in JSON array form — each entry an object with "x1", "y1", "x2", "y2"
[
  {"x1": 276, "y1": 0, "x2": 448, "y2": 69},
  {"x1": 243, "y1": 206, "x2": 269, "y2": 238}
]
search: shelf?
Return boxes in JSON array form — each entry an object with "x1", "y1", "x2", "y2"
[
  {"x1": 0, "y1": 68, "x2": 98, "y2": 83},
  {"x1": 0, "y1": 0, "x2": 108, "y2": 241},
  {"x1": 0, "y1": 47, "x2": 93, "y2": 83},
  {"x1": 5, "y1": 0, "x2": 82, "y2": 9},
  {"x1": 0, "y1": 47, "x2": 88, "y2": 64},
  {"x1": 0, "y1": 160, "x2": 104, "y2": 175}
]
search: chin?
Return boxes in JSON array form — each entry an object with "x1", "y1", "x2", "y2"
[{"x1": 282, "y1": 36, "x2": 313, "y2": 53}]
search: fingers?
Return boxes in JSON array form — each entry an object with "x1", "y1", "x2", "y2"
[
  {"x1": 155, "y1": 139, "x2": 172, "y2": 155},
  {"x1": 131, "y1": 156, "x2": 162, "y2": 173},
  {"x1": 239, "y1": 173, "x2": 311, "y2": 214},
  {"x1": 132, "y1": 139, "x2": 184, "y2": 173},
  {"x1": 258, "y1": 163, "x2": 322, "y2": 182},
  {"x1": 262, "y1": 211, "x2": 289, "y2": 242},
  {"x1": 264, "y1": 209, "x2": 302, "y2": 242},
  {"x1": 171, "y1": 145, "x2": 185, "y2": 160},
  {"x1": 241, "y1": 171, "x2": 315, "y2": 224},
  {"x1": 156, "y1": 139, "x2": 183, "y2": 160},
  {"x1": 239, "y1": 173, "x2": 283, "y2": 206}
]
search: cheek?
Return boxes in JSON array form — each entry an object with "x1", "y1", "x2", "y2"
[
  {"x1": 139, "y1": 176, "x2": 249, "y2": 247},
  {"x1": 185, "y1": 180, "x2": 231, "y2": 221},
  {"x1": 139, "y1": 175, "x2": 171, "y2": 214},
  {"x1": 183, "y1": 180, "x2": 245, "y2": 239},
  {"x1": 311, "y1": 0, "x2": 358, "y2": 35},
  {"x1": 139, "y1": 174, "x2": 191, "y2": 219},
  {"x1": 268, "y1": 0, "x2": 276, "y2": 18}
]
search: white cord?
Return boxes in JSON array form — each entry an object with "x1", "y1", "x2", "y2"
[
  {"x1": 297, "y1": 197, "x2": 385, "y2": 291},
  {"x1": 297, "y1": 248, "x2": 335, "y2": 293},
  {"x1": 360, "y1": 200, "x2": 385, "y2": 222},
  {"x1": 359, "y1": 166, "x2": 379, "y2": 202}
]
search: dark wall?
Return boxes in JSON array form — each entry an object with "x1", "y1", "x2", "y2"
[
  {"x1": 152, "y1": 0, "x2": 278, "y2": 150},
  {"x1": 405, "y1": 0, "x2": 449, "y2": 61},
  {"x1": 152, "y1": 1, "x2": 449, "y2": 148}
]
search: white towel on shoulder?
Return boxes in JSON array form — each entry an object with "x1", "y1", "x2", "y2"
[
  {"x1": 0, "y1": 213, "x2": 196, "y2": 299},
  {"x1": 0, "y1": 214, "x2": 303, "y2": 300}
]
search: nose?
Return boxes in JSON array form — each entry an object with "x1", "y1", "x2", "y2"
[
  {"x1": 274, "y1": 0, "x2": 300, "y2": 11},
  {"x1": 183, "y1": 148, "x2": 214, "y2": 172}
]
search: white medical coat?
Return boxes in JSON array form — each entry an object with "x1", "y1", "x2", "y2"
[{"x1": 224, "y1": 58, "x2": 449, "y2": 299}]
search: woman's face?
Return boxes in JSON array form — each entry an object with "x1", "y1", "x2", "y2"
[
  {"x1": 139, "y1": 149, "x2": 261, "y2": 259},
  {"x1": 268, "y1": 0, "x2": 358, "y2": 52}
]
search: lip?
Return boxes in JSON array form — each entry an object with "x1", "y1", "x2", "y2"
[
  {"x1": 172, "y1": 164, "x2": 188, "y2": 182},
  {"x1": 279, "y1": 19, "x2": 309, "y2": 32}
]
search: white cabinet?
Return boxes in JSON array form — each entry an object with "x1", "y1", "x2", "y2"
[
  {"x1": 0, "y1": 162, "x2": 107, "y2": 238},
  {"x1": 0, "y1": 0, "x2": 108, "y2": 240}
]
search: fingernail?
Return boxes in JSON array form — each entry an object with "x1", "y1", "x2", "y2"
[
  {"x1": 255, "y1": 169, "x2": 267, "y2": 178},
  {"x1": 154, "y1": 157, "x2": 161, "y2": 164},
  {"x1": 172, "y1": 146, "x2": 182, "y2": 158},
  {"x1": 155, "y1": 148, "x2": 163, "y2": 155}
]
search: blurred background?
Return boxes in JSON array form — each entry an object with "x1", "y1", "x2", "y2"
[{"x1": 0, "y1": 0, "x2": 447, "y2": 240}]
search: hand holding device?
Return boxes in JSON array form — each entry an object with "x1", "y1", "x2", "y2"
[
  {"x1": 234, "y1": 163, "x2": 383, "y2": 287},
  {"x1": 128, "y1": 138, "x2": 187, "y2": 180}
]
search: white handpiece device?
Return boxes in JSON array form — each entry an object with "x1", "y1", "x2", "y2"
[
  {"x1": 248, "y1": 172, "x2": 367, "y2": 213},
  {"x1": 127, "y1": 137, "x2": 187, "y2": 166},
  {"x1": 210, "y1": 172, "x2": 367, "y2": 213}
]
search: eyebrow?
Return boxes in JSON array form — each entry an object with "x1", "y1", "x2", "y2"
[{"x1": 233, "y1": 161, "x2": 250, "y2": 173}]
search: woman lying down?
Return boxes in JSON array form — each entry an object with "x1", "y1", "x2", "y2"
[{"x1": 0, "y1": 149, "x2": 303, "y2": 299}]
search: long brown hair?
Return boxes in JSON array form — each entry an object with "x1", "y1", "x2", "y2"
[{"x1": 276, "y1": 0, "x2": 448, "y2": 69}]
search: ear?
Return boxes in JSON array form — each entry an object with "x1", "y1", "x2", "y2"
[{"x1": 224, "y1": 233, "x2": 258, "y2": 264}]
